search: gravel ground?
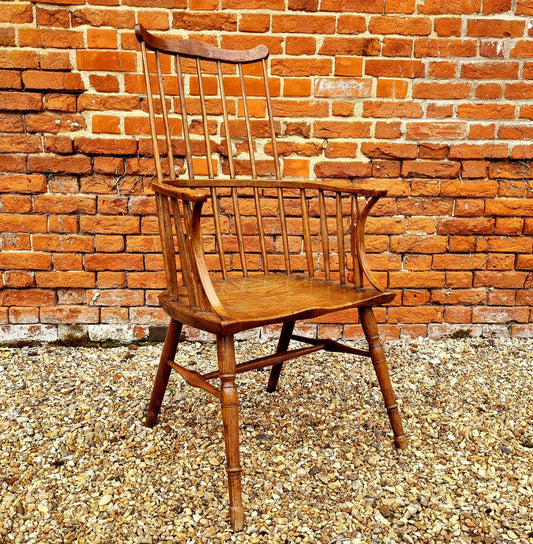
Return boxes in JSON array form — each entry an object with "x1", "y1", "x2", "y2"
[{"x1": 0, "y1": 337, "x2": 532, "y2": 544}]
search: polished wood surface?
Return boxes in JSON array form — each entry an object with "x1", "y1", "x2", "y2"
[{"x1": 135, "y1": 25, "x2": 407, "y2": 532}]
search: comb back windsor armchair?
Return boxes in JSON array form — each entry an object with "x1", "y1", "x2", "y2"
[{"x1": 135, "y1": 24, "x2": 406, "y2": 531}]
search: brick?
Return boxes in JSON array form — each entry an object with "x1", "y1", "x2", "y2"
[
  {"x1": 361, "y1": 142, "x2": 417, "y2": 159},
  {"x1": 415, "y1": 39, "x2": 477, "y2": 58},
  {"x1": 86, "y1": 289, "x2": 144, "y2": 306},
  {"x1": 495, "y1": 218, "x2": 524, "y2": 235},
  {"x1": 434, "y1": 17, "x2": 462, "y2": 37},
  {"x1": 428, "y1": 61, "x2": 457, "y2": 78},
  {"x1": 0, "y1": 28, "x2": 15, "y2": 47},
  {"x1": 78, "y1": 94, "x2": 140, "y2": 111},
  {"x1": 314, "y1": 161, "x2": 371, "y2": 178},
  {"x1": 337, "y1": 15, "x2": 366, "y2": 34},
  {"x1": 437, "y1": 218, "x2": 494, "y2": 235},
  {"x1": 80, "y1": 216, "x2": 140, "y2": 234},
  {"x1": 314, "y1": 121, "x2": 371, "y2": 138},
  {"x1": 440, "y1": 179, "x2": 498, "y2": 196},
  {"x1": 36, "y1": 272, "x2": 95, "y2": 288},
  {"x1": 71, "y1": 7, "x2": 135, "y2": 28},
  {"x1": 321, "y1": 0, "x2": 382, "y2": 12},
  {"x1": 34, "y1": 195, "x2": 96, "y2": 215},
  {"x1": 413, "y1": 82, "x2": 471, "y2": 99},
  {"x1": 334, "y1": 57, "x2": 363, "y2": 77},
  {"x1": 85, "y1": 253, "x2": 144, "y2": 271},
  {"x1": 369, "y1": 16, "x2": 431, "y2": 35},
  {"x1": 485, "y1": 198, "x2": 533, "y2": 216},
  {"x1": 385, "y1": 0, "x2": 416, "y2": 12},
  {"x1": 315, "y1": 78, "x2": 372, "y2": 98},
  {"x1": 0, "y1": 70, "x2": 22, "y2": 90},
  {"x1": 272, "y1": 14, "x2": 335, "y2": 33},
  {"x1": 22, "y1": 71, "x2": 85, "y2": 92},
  {"x1": 443, "y1": 307, "x2": 472, "y2": 323},
  {"x1": 0, "y1": 251, "x2": 52, "y2": 270},
  {"x1": 418, "y1": 0, "x2": 481, "y2": 14},
  {"x1": 376, "y1": 79, "x2": 408, "y2": 98},
  {"x1": 285, "y1": 36, "x2": 316, "y2": 55},
  {"x1": 458, "y1": 103, "x2": 515, "y2": 119},
  {"x1": 1, "y1": 195, "x2": 31, "y2": 213},
  {"x1": 476, "y1": 236, "x2": 532, "y2": 253},
  {"x1": 0, "y1": 175, "x2": 47, "y2": 194},
  {"x1": 467, "y1": 19, "x2": 524, "y2": 37},
  {"x1": 74, "y1": 137, "x2": 137, "y2": 156},
  {"x1": 401, "y1": 161, "x2": 460, "y2": 178},
  {"x1": 365, "y1": 59, "x2": 425, "y2": 77},
  {"x1": 475, "y1": 83, "x2": 502, "y2": 99},
  {"x1": 239, "y1": 14, "x2": 270, "y2": 33},
  {"x1": 36, "y1": 7, "x2": 70, "y2": 27},
  {"x1": 363, "y1": 101, "x2": 423, "y2": 118},
  {"x1": 28, "y1": 155, "x2": 92, "y2": 175},
  {"x1": 271, "y1": 59, "x2": 332, "y2": 77},
  {"x1": 19, "y1": 28, "x2": 84, "y2": 49},
  {"x1": 461, "y1": 62, "x2": 519, "y2": 79},
  {"x1": 77, "y1": 51, "x2": 137, "y2": 72},
  {"x1": 474, "y1": 271, "x2": 528, "y2": 288},
  {"x1": 484, "y1": 0, "x2": 512, "y2": 12},
  {"x1": 101, "y1": 307, "x2": 129, "y2": 323},
  {"x1": 0, "y1": 91, "x2": 42, "y2": 112},
  {"x1": 468, "y1": 123, "x2": 496, "y2": 139},
  {"x1": 472, "y1": 306, "x2": 529, "y2": 324},
  {"x1": 388, "y1": 306, "x2": 443, "y2": 323},
  {"x1": 41, "y1": 306, "x2": 100, "y2": 324},
  {"x1": 406, "y1": 122, "x2": 467, "y2": 140},
  {"x1": 320, "y1": 37, "x2": 381, "y2": 56},
  {"x1": 382, "y1": 38, "x2": 414, "y2": 57},
  {"x1": 433, "y1": 253, "x2": 486, "y2": 270},
  {"x1": 97, "y1": 272, "x2": 126, "y2": 288},
  {"x1": 449, "y1": 144, "x2": 507, "y2": 159},
  {"x1": 0, "y1": 50, "x2": 39, "y2": 70},
  {"x1": 432, "y1": 288, "x2": 486, "y2": 305},
  {"x1": 1, "y1": 289, "x2": 55, "y2": 307},
  {"x1": 446, "y1": 271, "x2": 473, "y2": 288},
  {"x1": 9, "y1": 307, "x2": 39, "y2": 324},
  {"x1": 390, "y1": 235, "x2": 447, "y2": 253}
]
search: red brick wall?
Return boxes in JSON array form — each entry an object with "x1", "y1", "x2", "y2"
[{"x1": 1, "y1": 0, "x2": 532, "y2": 343}]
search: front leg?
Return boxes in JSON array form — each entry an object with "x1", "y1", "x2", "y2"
[{"x1": 217, "y1": 334, "x2": 244, "y2": 531}]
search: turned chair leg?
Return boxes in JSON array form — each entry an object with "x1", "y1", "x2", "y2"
[
  {"x1": 217, "y1": 334, "x2": 244, "y2": 531},
  {"x1": 266, "y1": 320, "x2": 295, "y2": 393},
  {"x1": 359, "y1": 307, "x2": 407, "y2": 449},
  {"x1": 145, "y1": 319, "x2": 182, "y2": 428}
]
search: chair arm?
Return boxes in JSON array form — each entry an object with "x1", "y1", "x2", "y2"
[
  {"x1": 188, "y1": 199, "x2": 231, "y2": 321},
  {"x1": 355, "y1": 195, "x2": 385, "y2": 292},
  {"x1": 152, "y1": 180, "x2": 208, "y2": 203}
]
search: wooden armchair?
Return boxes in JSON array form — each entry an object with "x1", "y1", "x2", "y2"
[{"x1": 135, "y1": 24, "x2": 406, "y2": 531}]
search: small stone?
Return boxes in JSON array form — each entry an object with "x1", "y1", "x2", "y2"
[{"x1": 98, "y1": 494, "x2": 113, "y2": 507}]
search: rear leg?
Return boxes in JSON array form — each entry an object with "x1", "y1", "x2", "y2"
[
  {"x1": 145, "y1": 319, "x2": 182, "y2": 428},
  {"x1": 266, "y1": 321, "x2": 295, "y2": 393}
]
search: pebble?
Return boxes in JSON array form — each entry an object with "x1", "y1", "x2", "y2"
[{"x1": 0, "y1": 338, "x2": 532, "y2": 543}]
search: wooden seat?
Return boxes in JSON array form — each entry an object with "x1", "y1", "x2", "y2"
[{"x1": 135, "y1": 24, "x2": 406, "y2": 531}]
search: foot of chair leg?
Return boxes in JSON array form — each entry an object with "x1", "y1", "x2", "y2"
[
  {"x1": 145, "y1": 411, "x2": 159, "y2": 428},
  {"x1": 144, "y1": 319, "x2": 182, "y2": 428},
  {"x1": 394, "y1": 434, "x2": 408, "y2": 450},
  {"x1": 229, "y1": 505, "x2": 244, "y2": 531}
]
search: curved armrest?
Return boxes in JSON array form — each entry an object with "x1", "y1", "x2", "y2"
[
  {"x1": 355, "y1": 195, "x2": 385, "y2": 292},
  {"x1": 189, "y1": 199, "x2": 231, "y2": 321}
]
